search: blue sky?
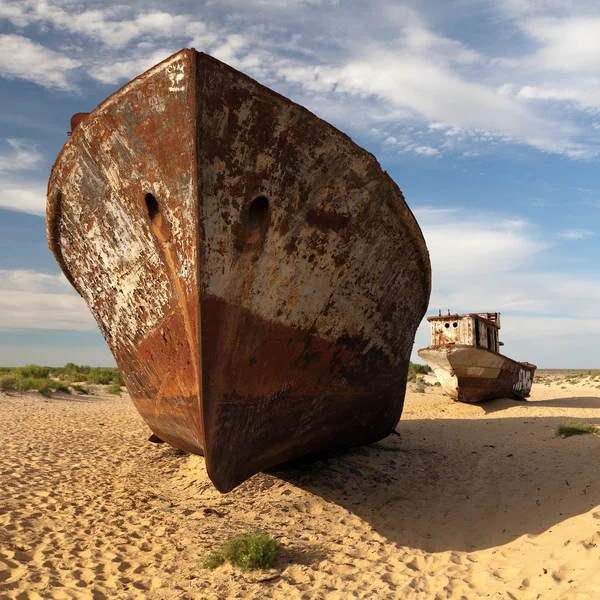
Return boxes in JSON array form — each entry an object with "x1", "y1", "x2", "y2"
[{"x1": 0, "y1": 0, "x2": 598, "y2": 367}]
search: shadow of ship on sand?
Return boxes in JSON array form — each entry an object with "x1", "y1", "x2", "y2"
[{"x1": 268, "y1": 395, "x2": 600, "y2": 553}]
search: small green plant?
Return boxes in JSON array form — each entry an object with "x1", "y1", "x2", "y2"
[
  {"x1": 106, "y1": 384, "x2": 122, "y2": 395},
  {"x1": 556, "y1": 422, "x2": 600, "y2": 438},
  {"x1": 202, "y1": 530, "x2": 279, "y2": 571}
]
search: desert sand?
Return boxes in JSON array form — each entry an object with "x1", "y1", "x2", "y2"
[{"x1": 1, "y1": 378, "x2": 600, "y2": 600}]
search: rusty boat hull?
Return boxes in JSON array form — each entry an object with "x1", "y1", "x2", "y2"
[
  {"x1": 418, "y1": 345, "x2": 536, "y2": 403},
  {"x1": 46, "y1": 49, "x2": 431, "y2": 492}
]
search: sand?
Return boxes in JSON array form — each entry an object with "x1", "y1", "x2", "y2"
[{"x1": 1, "y1": 380, "x2": 600, "y2": 600}]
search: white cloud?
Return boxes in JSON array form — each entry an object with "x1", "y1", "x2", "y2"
[
  {"x1": 518, "y1": 85, "x2": 600, "y2": 111},
  {"x1": 411, "y1": 204, "x2": 600, "y2": 366},
  {"x1": 0, "y1": 140, "x2": 46, "y2": 214},
  {"x1": 415, "y1": 207, "x2": 545, "y2": 278},
  {"x1": 522, "y1": 16, "x2": 600, "y2": 74},
  {"x1": 0, "y1": 34, "x2": 80, "y2": 90},
  {"x1": 2, "y1": 1, "x2": 600, "y2": 164},
  {"x1": 89, "y1": 47, "x2": 178, "y2": 84},
  {"x1": 0, "y1": 139, "x2": 42, "y2": 174},
  {"x1": 558, "y1": 229, "x2": 595, "y2": 239},
  {"x1": 414, "y1": 145, "x2": 440, "y2": 156},
  {"x1": 0, "y1": 0, "x2": 591, "y2": 158},
  {"x1": 416, "y1": 206, "x2": 600, "y2": 319},
  {"x1": 0, "y1": 181, "x2": 46, "y2": 215},
  {"x1": 0, "y1": 270, "x2": 96, "y2": 331},
  {"x1": 0, "y1": 3, "x2": 217, "y2": 49}
]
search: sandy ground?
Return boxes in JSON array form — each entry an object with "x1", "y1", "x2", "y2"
[{"x1": 1, "y1": 381, "x2": 600, "y2": 600}]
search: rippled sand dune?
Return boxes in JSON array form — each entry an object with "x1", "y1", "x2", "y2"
[{"x1": 1, "y1": 380, "x2": 600, "y2": 599}]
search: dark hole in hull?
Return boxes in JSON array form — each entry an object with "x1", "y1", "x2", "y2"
[
  {"x1": 248, "y1": 196, "x2": 269, "y2": 230},
  {"x1": 145, "y1": 193, "x2": 160, "y2": 223}
]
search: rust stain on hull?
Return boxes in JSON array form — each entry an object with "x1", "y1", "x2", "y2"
[{"x1": 47, "y1": 49, "x2": 431, "y2": 492}]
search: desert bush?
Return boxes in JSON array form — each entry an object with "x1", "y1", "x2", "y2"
[
  {"x1": 556, "y1": 422, "x2": 600, "y2": 438},
  {"x1": 0, "y1": 363, "x2": 124, "y2": 394},
  {"x1": 203, "y1": 531, "x2": 279, "y2": 570},
  {"x1": 18, "y1": 377, "x2": 52, "y2": 396},
  {"x1": 0, "y1": 375, "x2": 19, "y2": 391},
  {"x1": 85, "y1": 368, "x2": 123, "y2": 385},
  {"x1": 86, "y1": 369, "x2": 113, "y2": 385},
  {"x1": 71, "y1": 384, "x2": 90, "y2": 395},
  {"x1": 414, "y1": 378, "x2": 426, "y2": 394},
  {"x1": 17, "y1": 365, "x2": 50, "y2": 379},
  {"x1": 52, "y1": 381, "x2": 71, "y2": 394},
  {"x1": 15, "y1": 377, "x2": 72, "y2": 396},
  {"x1": 409, "y1": 362, "x2": 431, "y2": 376},
  {"x1": 106, "y1": 384, "x2": 122, "y2": 395}
]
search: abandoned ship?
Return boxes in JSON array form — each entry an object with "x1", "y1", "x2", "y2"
[
  {"x1": 46, "y1": 48, "x2": 431, "y2": 492},
  {"x1": 418, "y1": 312, "x2": 536, "y2": 403}
]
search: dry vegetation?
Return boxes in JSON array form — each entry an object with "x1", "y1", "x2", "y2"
[
  {"x1": 535, "y1": 369, "x2": 600, "y2": 388},
  {"x1": 0, "y1": 363, "x2": 123, "y2": 397}
]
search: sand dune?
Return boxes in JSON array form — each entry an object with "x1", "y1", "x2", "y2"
[{"x1": 1, "y1": 382, "x2": 600, "y2": 599}]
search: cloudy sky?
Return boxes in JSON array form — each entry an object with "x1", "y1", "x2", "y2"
[{"x1": 0, "y1": 0, "x2": 598, "y2": 367}]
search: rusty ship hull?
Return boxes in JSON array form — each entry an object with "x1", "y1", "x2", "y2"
[
  {"x1": 46, "y1": 49, "x2": 431, "y2": 492},
  {"x1": 418, "y1": 345, "x2": 536, "y2": 403}
]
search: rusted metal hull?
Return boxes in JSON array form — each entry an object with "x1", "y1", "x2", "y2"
[
  {"x1": 418, "y1": 345, "x2": 536, "y2": 403},
  {"x1": 46, "y1": 49, "x2": 431, "y2": 492}
]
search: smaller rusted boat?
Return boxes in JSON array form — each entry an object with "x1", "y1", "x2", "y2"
[{"x1": 418, "y1": 312, "x2": 536, "y2": 403}]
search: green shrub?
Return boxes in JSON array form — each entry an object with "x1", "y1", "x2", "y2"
[
  {"x1": 17, "y1": 365, "x2": 50, "y2": 379},
  {"x1": 86, "y1": 369, "x2": 113, "y2": 385},
  {"x1": 0, "y1": 375, "x2": 19, "y2": 391},
  {"x1": 203, "y1": 531, "x2": 279, "y2": 571},
  {"x1": 556, "y1": 422, "x2": 600, "y2": 438},
  {"x1": 0, "y1": 364, "x2": 124, "y2": 395},
  {"x1": 52, "y1": 381, "x2": 71, "y2": 394},
  {"x1": 51, "y1": 363, "x2": 92, "y2": 383},
  {"x1": 18, "y1": 377, "x2": 51, "y2": 393},
  {"x1": 409, "y1": 362, "x2": 431, "y2": 375},
  {"x1": 15, "y1": 377, "x2": 72, "y2": 396}
]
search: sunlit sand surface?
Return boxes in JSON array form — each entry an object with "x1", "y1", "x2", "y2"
[{"x1": 1, "y1": 377, "x2": 599, "y2": 599}]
